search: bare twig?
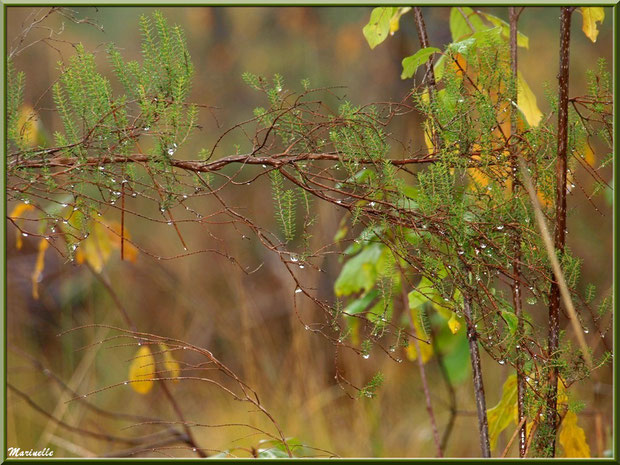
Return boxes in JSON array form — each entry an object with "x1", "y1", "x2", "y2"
[
  {"x1": 463, "y1": 298, "x2": 491, "y2": 458},
  {"x1": 508, "y1": 6, "x2": 527, "y2": 458},
  {"x1": 399, "y1": 270, "x2": 443, "y2": 457}
]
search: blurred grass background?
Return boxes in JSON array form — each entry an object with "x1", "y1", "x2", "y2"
[{"x1": 6, "y1": 6, "x2": 613, "y2": 458}]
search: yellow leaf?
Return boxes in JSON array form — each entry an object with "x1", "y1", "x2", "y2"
[
  {"x1": 407, "y1": 305, "x2": 433, "y2": 364},
  {"x1": 517, "y1": 71, "x2": 542, "y2": 127},
  {"x1": 10, "y1": 202, "x2": 35, "y2": 250},
  {"x1": 129, "y1": 346, "x2": 155, "y2": 394},
  {"x1": 108, "y1": 220, "x2": 139, "y2": 262},
  {"x1": 159, "y1": 344, "x2": 180, "y2": 382},
  {"x1": 451, "y1": 53, "x2": 467, "y2": 77},
  {"x1": 487, "y1": 374, "x2": 518, "y2": 451},
  {"x1": 584, "y1": 144, "x2": 596, "y2": 166},
  {"x1": 76, "y1": 221, "x2": 112, "y2": 272},
  {"x1": 389, "y1": 7, "x2": 411, "y2": 35},
  {"x1": 581, "y1": 7, "x2": 605, "y2": 43},
  {"x1": 74, "y1": 217, "x2": 138, "y2": 272},
  {"x1": 17, "y1": 105, "x2": 40, "y2": 147},
  {"x1": 447, "y1": 312, "x2": 461, "y2": 334},
  {"x1": 31, "y1": 239, "x2": 49, "y2": 300},
  {"x1": 406, "y1": 339, "x2": 433, "y2": 364},
  {"x1": 423, "y1": 120, "x2": 435, "y2": 154},
  {"x1": 559, "y1": 411, "x2": 591, "y2": 457}
]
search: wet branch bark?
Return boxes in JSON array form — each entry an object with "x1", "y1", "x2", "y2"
[
  {"x1": 412, "y1": 7, "x2": 440, "y2": 149},
  {"x1": 508, "y1": 6, "x2": 527, "y2": 458},
  {"x1": 540, "y1": 6, "x2": 574, "y2": 457},
  {"x1": 463, "y1": 297, "x2": 491, "y2": 457}
]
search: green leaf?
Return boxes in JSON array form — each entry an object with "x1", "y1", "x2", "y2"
[
  {"x1": 471, "y1": 26, "x2": 503, "y2": 47},
  {"x1": 581, "y1": 7, "x2": 605, "y2": 43},
  {"x1": 334, "y1": 243, "x2": 383, "y2": 296},
  {"x1": 257, "y1": 448, "x2": 290, "y2": 458},
  {"x1": 408, "y1": 279, "x2": 432, "y2": 311},
  {"x1": 437, "y1": 325, "x2": 470, "y2": 384},
  {"x1": 502, "y1": 311, "x2": 519, "y2": 335},
  {"x1": 478, "y1": 12, "x2": 529, "y2": 48},
  {"x1": 449, "y1": 7, "x2": 486, "y2": 42},
  {"x1": 434, "y1": 54, "x2": 446, "y2": 81},
  {"x1": 344, "y1": 289, "x2": 380, "y2": 315},
  {"x1": 401, "y1": 47, "x2": 440, "y2": 80},
  {"x1": 487, "y1": 374, "x2": 518, "y2": 451},
  {"x1": 363, "y1": 7, "x2": 397, "y2": 49},
  {"x1": 449, "y1": 37, "x2": 477, "y2": 57}
]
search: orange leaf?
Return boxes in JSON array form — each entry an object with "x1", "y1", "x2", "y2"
[{"x1": 10, "y1": 202, "x2": 34, "y2": 250}]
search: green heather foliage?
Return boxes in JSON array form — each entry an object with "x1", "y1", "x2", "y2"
[{"x1": 7, "y1": 8, "x2": 612, "y2": 458}]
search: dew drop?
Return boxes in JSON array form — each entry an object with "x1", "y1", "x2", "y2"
[
  {"x1": 294, "y1": 287, "x2": 302, "y2": 294},
  {"x1": 362, "y1": 354, "x2": 370, "y2": 359},
  {"x1": 499, "y1": 360, "x2": 505, "y2": 365},
  {"x1": 22, "y1": 232, "x2": 28, "y2": 237}
]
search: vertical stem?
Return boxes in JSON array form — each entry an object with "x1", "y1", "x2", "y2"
[
  {"x1": 541, "y1": 6, "x2": 573, "y2": 457},
  {"x1": 120, "y1": 181, "x2": 125, "y2": 260},
  {"x1": 430, "y1": 324, "x2": 457, "y2": 453},
  {"x1": 508, "y1": 6, "x2": 527, "y2": 458},
  {"x1": 160, "y1": 381, "x2": 207, "y2": 458},
  {"x1": 412, "y1": 7, "x2": 440, "y2": 149},
  {"x1": 463, "y1": 297, "x2": 491, "y2": 458},
  {"x1": 399, "y1": 272, "x2": 443, "y2": 457},
  {"x1": 412, "y1": 7, "x2": 437, "y2": 92}
]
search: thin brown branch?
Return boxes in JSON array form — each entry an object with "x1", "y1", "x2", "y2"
[
  {"x1": 399, "y1": 270, "x2": 443, "y2": 457},
  {"x1": 463, "y1": 298, "x2": 491, "y2": 458},
  {"x1": 509, "y1": 6, "x2": 527, "y2": 458}
]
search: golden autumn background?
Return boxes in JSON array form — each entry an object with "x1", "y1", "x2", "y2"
[{"x1": 6, "y1": 6, "x2": 613, "y2": 458}]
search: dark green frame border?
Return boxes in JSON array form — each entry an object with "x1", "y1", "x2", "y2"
[{"x1": 1, "y1": 2, "x2": 618, "y2": 463}]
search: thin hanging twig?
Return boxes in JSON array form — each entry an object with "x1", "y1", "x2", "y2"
[
  {"x1": 508, "y1": 6, "x2": 527, "y2": 458},
  {"x1": 399, "y1": 270, "x2": 443, "y2": 457},
  {"x1": 463, "y1": 297, "x2": 491, "y2": 458}
]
